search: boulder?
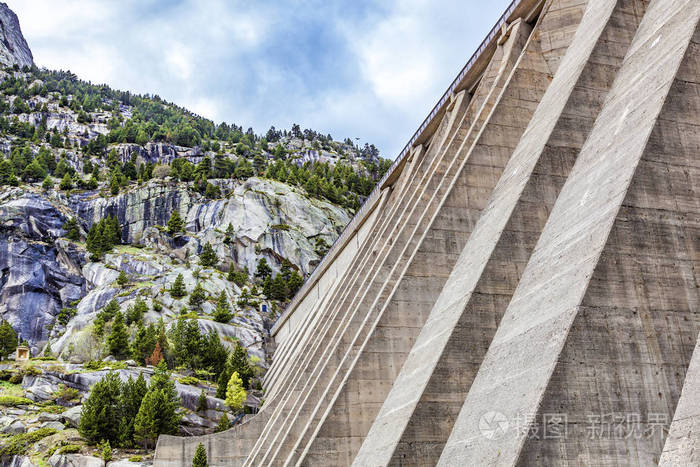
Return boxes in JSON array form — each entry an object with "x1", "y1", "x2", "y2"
[
  {"x1": 0, "y1": 415, "x2": 16, "y2": 427},
  {"x1": 61, "y1": 405, "x2": 82, "y2": 429},
  {"x1": 6, "y1": 456, "x2": 36, "y2": 467},
  {"x1": 23, "y1": 374, "x2": 62, "y2": 402},
  {"x1": 2, "y1": 420, "x2": 26, "y2": 434},
  {"x1": 41, "y1": 421, "x2": 65, "y2": 430},
  {"x1": 38, "y1": 412, "x2": 63, "y2": 422},
  {"x1": 180, "y1": 411, "x2": 217, "y2": 436},
  {"x1": 32, "y1": 429, "x2": 82, "y2": 455},
  {"x1": 48, "y1": 454, "x2": 105, "y2": 467}
]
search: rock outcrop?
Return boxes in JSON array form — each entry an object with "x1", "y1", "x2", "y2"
[
  {"x1": 0, "y1": 3, "x2": 33, "y2": 68},
  {"x1": 0, "y1": 176, "x2": 349, "y2": 359},
  {"x1": 0, "y1": 190, "x2": 85, "y2": 347}
]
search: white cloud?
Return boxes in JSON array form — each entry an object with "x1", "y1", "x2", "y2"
[
  {"x1": 5, "y1": 0, "x2": 512, "y2": 158},
  {"x1": 339, "y1": 0, "x2": 511, "y2": 154}
]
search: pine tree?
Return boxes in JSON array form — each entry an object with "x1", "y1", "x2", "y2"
[
  {"x1": 192, "y1": 443, "x2": 208, "y2": 467},
  {"x1": 212, "y1": 290, "x2": 232, "y2": 323},
  {"x1": 131, "y1": 323, "x2": 156, "y2": 364},
  {"x1": 230, "y1": 342, "x2": 254, "y2": 387},
  {"x1": 43, "y1": 340, "x2": 53, "y2": 358},
  {"x1": 86, "y1": 221, "x2": 104, "y2": 260},
  {"x1": 224, "y1": 223, "x2": 234, "y2": 243},
  {"x1": 199, "y1": 242, "x2": 218, "y2": 268},
  {"x1": 100, "y1": 440, "x2": 112, "y2": 461},
  {"x1": 167, "y1": 209, "x2": 184, "y2": 235},
  {"x1": 86, "y1": 216, "x2": 121, "y2": 260},
  {"x1": 132, "y1": 387, "x2": 158, "y2": 449},
  {"x1": 262, "y1": 276, "x2": 273, "y2": 299},
  {"x1": 227, "y1": 266, "x2": 248, "y2": 287},
  {"x1": 216, "y1": 366, "x2": 231, "y2": 400},
  {"x1": 59, "y1": 172, "x2": 72, "y2": 190},
  {"x1": 169, "y1": 317, "x2": 206, "y2": 369},
  {"x1": 255, "y1": 257, "x2": 271, "y2": 280},
  {"x1": 170, "y1": 273, "x2": 187, "y2": 298},
  {"x1": 225, "y1": 371, "x2": 246, "y2": 412},
  {"x1": 105, "y1": 215, "x2": 122, "y2": 246},
  {"x1": 116, "y1": 270, "x2": 129, "y2": 287},
  {"x1": 0, "y1": 159, "x2": 16, "y2": 185},
  {"x1": 63, "y1": 217, "x2": 80, "y2": 241},
  {"x1": 189, "y1": 282, "x2": 206, "y2": 310},
  {"x1": 215, "y1": 413, "x2": 229, "y2": 433},
  {"x1": 269, "y1": 274, "x2": 289, "y2": 301},
  {"x1": 134, "y1": 361, "x2": 181, "y2": 448},
  {"x1": 110, "y1": 173, "x2": 120, "y2": 195},
  {"x1": 21, "y1": 158, "x2": 47, "y2": 182},
  {"x1": 125, "y1": 298, "x2": 148, "y2": 326},
  {"x1": 216, "y1": 342, "x2": 253, "y2": 399},
  {"x1": 197, "y1": 389, "x2": 208, "y2": 413},
  {"x1": 119, "y1": 373, "x2": 148, "y2": 446},
  {"x1": 101, "y1": 299, "x2": 121, "y2": 320},
  {"x1": 205, "y1": 182, "x2": 220, "y2": 199},
  {"x1": 79, "y1": 371, "x2": 123, "y2": 444},
  {"x1": 55, "y1": 157, "x2": 70, "y2": 177},
  {"x1": 107, "y1": 311, "x2": 129, "y2": 359},
  {"x1": 201, "y1": 331, "x2": 229, "y2": 378},
  {"x1": 279, "y1": 259, "x2": 293, "y2": 281},
  {"x1": 287, "y1": 271, "x2": 304, "y2": 298},
  {"x1": 155, "y1": 319, "x2": 169, "y2": 357},
  {"x1": 0, "y1": 320, "x2": 18, "y2": 359}
]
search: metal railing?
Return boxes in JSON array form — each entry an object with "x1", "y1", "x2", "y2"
[{"x1": 274, "y1": 0, "x2": 522, "y2": 332}]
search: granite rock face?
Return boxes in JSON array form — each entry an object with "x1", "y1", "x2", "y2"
[
  {"x1": 0, "y1": 3, "x2": 33, "y2": 68},
  {"x1": 0, "y1": 192, "x2": 85, "y2": 348},
  {"x1": 0, "y1": 177, "x2": 348, "y2": 360},
  {"x1": 70, "y1": 177, "x2": 348, "y2": 274}
]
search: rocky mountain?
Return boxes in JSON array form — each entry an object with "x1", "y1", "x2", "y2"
[
  {"x1": 0, "y1": 3, "x2": 32, "y2": 68},
  {"x1": 0, "y1": 5, "x2": 390, "y2": 465}
]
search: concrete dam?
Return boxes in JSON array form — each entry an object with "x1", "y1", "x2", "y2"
[{"x1": 155, "y1": 0, "x2": 700, "y2": 464}]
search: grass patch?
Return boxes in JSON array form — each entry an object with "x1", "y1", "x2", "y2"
[
  {"x1": 117, "y1": 288, "x2": 135, "y2": 297},
  {"x1": 178, "y1": 376, "x2": 200, "y2": 386},
  {"x1": 82, "y1": 360, "x2": 127, "y2": 371},
  {"x1": 0, "y1": 395, "x2": 33, "y2": 406},
  {"x1": 223, "y1": 336, "x2": 240, "y2": 345},
  {"x1": 114, "y1": 245, "x2": 145, "y2": 255},
  {"x1": 0, "y1": 381, "x2": 25, "y2": 398},
  {"x1": 51, "y1": 384, "x2": 81, "y2": 404},
  {"x1": 36, "y1": 401, "x2": 65, "y2": 414},
  {"x1": 0, "y1": 428, "x2": 58, "y2": 456},
  {"x1": 57, "y1": 444, "x2": 81, "y2": 454}
]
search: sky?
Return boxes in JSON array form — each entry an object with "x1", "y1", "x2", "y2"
[{"x1": 7, "y1": 0, "x2": 511, "y2": 159}]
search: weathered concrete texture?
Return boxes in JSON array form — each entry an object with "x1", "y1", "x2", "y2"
[
  {"x1": 356, "y1": 0, "x2": 644, "y2": 464},
  {"x1": 154, "y1": 0, "x2": 700, "y2": 464},
  {"x1": 439, "y1": 0, "x2": 700, "y2": 465},
  {"x1": 660, "y1": 333, "x2": 700, "y2": 466}
]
